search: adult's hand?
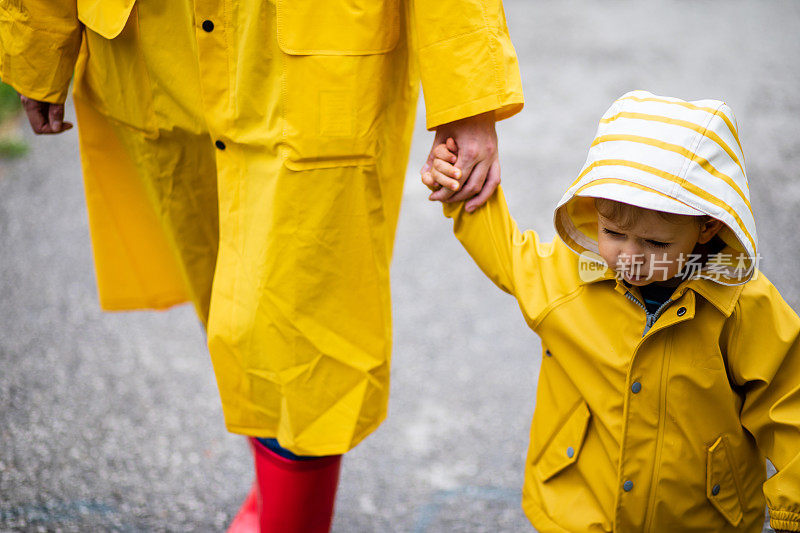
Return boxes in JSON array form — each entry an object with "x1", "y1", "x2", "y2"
[
  {"x1": 20, "y1": 94, "x2": 73, "y2": 134},
  {"x1": 421, "y1": 111, "x2": 499, "y2": 213}
]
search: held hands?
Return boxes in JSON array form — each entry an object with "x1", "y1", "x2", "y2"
[
  {"x1": 20, "y1": 95, "x2": 73, "y2": 134},
  {"x1": 422, "y1": 137, "x2": 462, "y2": 196},
  {"x1": 420, "y1": 111, "x2": 500, "y2": 213}
]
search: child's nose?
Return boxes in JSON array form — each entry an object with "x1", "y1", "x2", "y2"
[{"x1": 620, "y1": 243, "x2": 645, "y2": 262}]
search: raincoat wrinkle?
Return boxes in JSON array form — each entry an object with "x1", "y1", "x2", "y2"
[
  {"x1": 0, "y1": 0, "x2": 524, "y2": 455},
  {"x1": 443, "y1": 92, "x2": 800, "y2": 531}
]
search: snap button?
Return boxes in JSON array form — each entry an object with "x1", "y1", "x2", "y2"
[
  {"x1": 623, "y1": 480, "x2": 634, "y2": 492},
  {"x1": 215, "y1": 140, "x2": 226, "y2": 150},
  {"x1": 712, "y1": 484, "x2": 720, "y2": 496},
  {"x1": 545, "y1": 350, "x2": 552, "y2": 357},
  {"x1": 677, "y1": 307, "x2": 687, "y2": 316},
  {"x1": 202, "y1": 20, "x2": 214, "y2": 32},
  {"x1": 631, "y1": 381, "x2": 642, "y2": 394},
  {"x1": 566, "y1": 447, "x2": 574, "y2": 458}
]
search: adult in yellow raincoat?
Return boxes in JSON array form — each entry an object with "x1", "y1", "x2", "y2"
[
  {"x1": 433, "y1": 91, "x2": 800, "y2": 531},
  {"x1": 0, "y1": 0, "x2": 523, "y2": 530}
]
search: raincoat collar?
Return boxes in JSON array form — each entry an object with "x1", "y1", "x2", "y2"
[{"x1": 578, "y1": 264, "x2": 743, "y2": 317}]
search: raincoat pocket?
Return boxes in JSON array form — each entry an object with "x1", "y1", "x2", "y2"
[
  {"x1": 279, "y1": 52, "x2": 398, "y2": 171},
  {"x1": 276, "y1": 0, "x2": 400, "y2": 56},
  {"x1": 706, "y1": 435, "x2": 744, "y2": 526},
  {"x1": 535, "y1": 399, "x2": 591, "y2": 481},
  {"x1": 277, "y1": 0, "x2": 401, "y2": 170},
  {"x1": 77, "y1": 0, "x2": 137, "y2": 39}
]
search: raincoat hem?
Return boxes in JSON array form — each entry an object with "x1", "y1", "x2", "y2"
[
  {"x1": 98, "y1": 293, "x2": 190, "y2": 312},
  {"x1": 224, "y1": 415, "x2": 385, "y2": 456},
  {"x1": 521, "y1": 496, "x2": 572, "y2": 533}
]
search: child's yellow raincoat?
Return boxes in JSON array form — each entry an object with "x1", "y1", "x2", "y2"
[
  {"x1": 0, "y1": 0, "x2": 523, "y2": 455},
  {"x1": 445, "y1": 91, "x2": 800, "y2": 531}
]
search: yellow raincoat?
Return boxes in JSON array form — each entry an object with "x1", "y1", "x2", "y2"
[
  {"x1": 444, "y1": 92, "x2": 800, "y2": 531},
  {"x1": 0, "y1": 0, "x2": 523, "y2": 455}
]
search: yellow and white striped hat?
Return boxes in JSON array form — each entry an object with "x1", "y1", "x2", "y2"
[{"x1": 554, "y1": 90, "x2": 756, "y2": 285}]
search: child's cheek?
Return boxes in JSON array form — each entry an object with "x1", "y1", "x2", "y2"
[
  {"x1": 658, "y1": 252, "x2": 680, "y2": 280},
  {"x1": 597, "y1": 238, "x2": 614, "y2": 269}
]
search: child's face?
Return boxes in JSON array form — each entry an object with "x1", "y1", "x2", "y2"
[{"x1": 596, "y1": 209, "x2": 721, "y2": 286}]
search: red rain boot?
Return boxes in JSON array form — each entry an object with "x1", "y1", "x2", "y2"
[
  {"x1": 227, "y1": 438, "x2": 342, "y2": 533},
  {"x1": 227, "y1": 482, "x2": 259, "y2": 532}
]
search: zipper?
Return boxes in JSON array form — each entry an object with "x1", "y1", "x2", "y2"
[{"x1": 624, "y1": 291, "x2": 674, "y2": 337}]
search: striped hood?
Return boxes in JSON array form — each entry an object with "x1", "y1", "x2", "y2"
[{"x1": 554, "y1": 90, "x2": 756, "y2": 285}]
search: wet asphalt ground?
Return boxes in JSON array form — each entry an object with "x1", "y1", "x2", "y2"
[{"x1": 2, "y1": 1, "x2": 799, "y2": 531}]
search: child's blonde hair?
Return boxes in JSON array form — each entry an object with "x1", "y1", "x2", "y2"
[{"x1": 593, "y1": 197, "x2": 710, "y2": 230}]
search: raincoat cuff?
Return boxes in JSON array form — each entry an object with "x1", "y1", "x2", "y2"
[
  {"x1": 441, "y1": 201, "x2": 464, "y2": 219},
  {"x1": 771, "y1": 509, "x2": 800, "y2": 531},
  {"x1": 420, "y1": 27, "x2": 523, "y2": 130},
  {"x1": 0, "y1": 23, "x2": 82, "y2": 104}
]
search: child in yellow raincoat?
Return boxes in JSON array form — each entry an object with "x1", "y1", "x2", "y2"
[{"x1": 424, "y1": 91, "x2": 800, "y2": 532}]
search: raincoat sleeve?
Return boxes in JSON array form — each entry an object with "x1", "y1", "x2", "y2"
[
  {"x1": 0, "y1": 0, "x2": 82, "y2": 103},
  {"x1": 442, "y1": 187, "x2": 575, "y2": 326},
  {"x1": 726, "y1": 277, "x2": 800, "y2": 531},
  {"x1": 413, "y1": 0, "x2": 524, "y2": 129}
]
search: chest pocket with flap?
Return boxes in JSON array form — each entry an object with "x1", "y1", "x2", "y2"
[
  {"x1": 276, "y1": 0, "x2": 402, "y2": 170},
  {"x1": 276, "y1": 0, "x2": 400, "y2": 56}
]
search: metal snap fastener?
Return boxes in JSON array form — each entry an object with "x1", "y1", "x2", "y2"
[
  {"x1": 623, "y1": 480, "x2": 634, "y2": 492},
  {"x1": 631, "y1": 381, "x2": 642, "y2": 394},
  {"x1": 677, "y1": 307, "x2": 687, "y2": 316},
  {"x1": 202, "y1": 20, "x2": 214, "y2": 32},
  {"x1": 545, "y1": 350, "x2": 552, "y2": 357},
  {"x1": 567, "y1": 447, "x2": 574, "y2": 458},
  {"x1": 712, "y1": 484, "x2": 720, "y2": 496},
  {"x1": 215, "y1": 140, "x2": 226, "y2": 150}
]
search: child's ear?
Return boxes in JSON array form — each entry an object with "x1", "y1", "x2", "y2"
[{"x1": 697, "y1": 218, "x2": 724, "y2": 244}]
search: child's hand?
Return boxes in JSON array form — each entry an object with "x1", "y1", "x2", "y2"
[{"x1": 421, "y1": 137, "x2": 461, "y2": 199}]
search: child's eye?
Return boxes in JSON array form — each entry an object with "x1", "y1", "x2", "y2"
[
  {"x1": 646, "y1": 240, "x2": 670, "y2": 248},
  {"x1": 602, "y1": 228, "x2": 623, "y2": 237}
]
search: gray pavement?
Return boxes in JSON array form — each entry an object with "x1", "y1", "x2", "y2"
[{"x1": 2, "y1": 1, "x2": 799, "y2": 531}]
